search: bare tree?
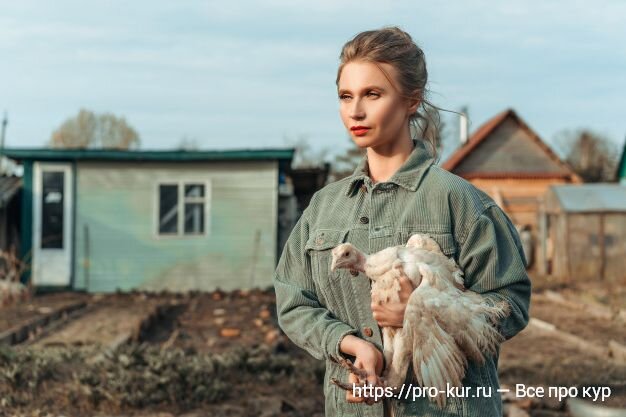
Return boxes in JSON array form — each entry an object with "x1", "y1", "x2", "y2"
[
  {"x1": 554, "y1": 129, "x2": 619, "y2": 183},
  {"x1": 49, "y1": 109, "x2": 140, "y2": 149},
  {"x1": 177, "y1": 135, "x2": 199, "y2": 150},
  {"x1": 328, "y1": 135, "x2": 367, "y2": 182},
  {"x1": 283, "y1": 134, "x2": 330, "y2": 169}
]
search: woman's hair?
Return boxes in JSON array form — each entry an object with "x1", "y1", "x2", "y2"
[{"x1": 336, "y1": 26, "x2": 443, "y2": 160}]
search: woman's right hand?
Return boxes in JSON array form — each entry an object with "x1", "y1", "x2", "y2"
[{"x1": 340, "y1": 336, "x2": 384, "y2": 404}]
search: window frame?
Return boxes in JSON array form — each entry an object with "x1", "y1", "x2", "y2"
[{"x1": 154, "y1": 179, "x2": 211, "y2": 239}]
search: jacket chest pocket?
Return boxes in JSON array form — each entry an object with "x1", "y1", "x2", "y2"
[
  {"x1": 399, "y1": 229, "x2": 458, "y2": 258},
  {"x1": 305, "y1": 229, "x2": 349, "y2": 289}
]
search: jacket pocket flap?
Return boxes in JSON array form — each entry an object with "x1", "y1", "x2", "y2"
[
  {"x1": 401, "y1": 231, "x2": 457, "y2": 257},
  {"x1": 305, "y1": 229, "x2": 347, "y2": 251},
  {"x1": 433, "y1": 233, "x2": 457, "y2": 257}
]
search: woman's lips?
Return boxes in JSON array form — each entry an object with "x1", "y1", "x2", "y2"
[{"x1": 351, "y1": 126, "x2": 370, "y2": 136}]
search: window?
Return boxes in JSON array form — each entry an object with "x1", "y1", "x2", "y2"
[
  {"x1": 41, "y1": 171, "x2": 65, "y2": 248},
  {"x1": 158, "y1": 182, "x2": 208, "y2": 236},
  {"x1": 184, "y1": 184, "x2": 205, "y2": 234},
  {"x1": 158, "y1": 185, "x2": 179, "y2": 234}
]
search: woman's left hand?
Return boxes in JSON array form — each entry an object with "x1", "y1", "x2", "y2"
[{"x1": 371, "y1": 275, "x2": 416, "y2": 327}]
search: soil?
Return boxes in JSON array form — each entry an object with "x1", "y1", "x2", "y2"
[
  {"x1": 529, "y1": 294, "x2": 626, "y2": 346},
  {"x1": 0, "y1": 281, "x2": 624, "y2": 417},
  {"x1": 0, "y1": 292, "x2": 92, "y2": 334}
]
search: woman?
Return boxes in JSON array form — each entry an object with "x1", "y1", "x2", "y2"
[{"x1": 273, "y1": 27, "x2": 531, "y2": 417}]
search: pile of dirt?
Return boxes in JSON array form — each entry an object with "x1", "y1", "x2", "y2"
[{"x1": 140, "y1": 289, "x2": 283, "y2": 355}]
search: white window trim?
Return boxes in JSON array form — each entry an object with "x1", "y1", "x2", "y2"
[{"x1": 153, "y1": 179, "x2": 211, "y2": 239}]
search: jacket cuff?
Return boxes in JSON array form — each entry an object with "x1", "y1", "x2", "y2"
[
  {"x1": 483, "y1": 292, "x2": 528, "y2": 340},
  {"x1": 324, "y1": 322, "x2": 358, "y2": 363}
]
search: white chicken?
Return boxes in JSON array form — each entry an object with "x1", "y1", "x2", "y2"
[{"x1": 330, "y1": 233, "x2": 509, "y2": 408}]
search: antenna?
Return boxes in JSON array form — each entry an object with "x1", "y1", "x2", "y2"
[
  {"x1": 0, "y1": 111, "x2": 7, "y2": 175},
  {"x1": 459, "y1": 106, "x2": 469, "y2": 145},
  {"x1": 0, "y1": 111, "x2": 6, "y2": 150}
]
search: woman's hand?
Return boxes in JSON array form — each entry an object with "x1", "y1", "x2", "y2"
[
  {"x1": 371, "y1": 275, "x2": 416, "y2": 327},
  {"x1": 341, "y1": 338, "x2": 384, "y2": 404}
]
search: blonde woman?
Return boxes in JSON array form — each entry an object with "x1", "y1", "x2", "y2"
[{"x1": 274, "y1": 27, "x2": 531, "y2": 417}]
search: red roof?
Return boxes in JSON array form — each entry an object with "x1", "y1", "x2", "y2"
[{"x1": 441, "y1": 108, "x2": 582, "y2": 183}]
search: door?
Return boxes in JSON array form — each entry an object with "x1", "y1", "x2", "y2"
[{"x1": 32, "y1": 163, "x2": 73, "y2": 286}]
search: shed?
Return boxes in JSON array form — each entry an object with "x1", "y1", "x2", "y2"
[
  {"x1": 442, "y1": 108, "x2": 582, "y2": 269},
  {"x1": 4, "y1": 147, "x2": 294, "y2": 293},
  {"x1": 539, "y1": 184, "x2": 626, "y2": 285}
]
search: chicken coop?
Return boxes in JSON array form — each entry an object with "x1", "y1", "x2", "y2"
[{"x1": 538, "y1": 184, "x2": 626, "y2": 285}]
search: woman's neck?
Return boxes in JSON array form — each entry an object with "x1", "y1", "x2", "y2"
[{"x1": 366, "y1": 138, "x2": 415, "y2": 184}]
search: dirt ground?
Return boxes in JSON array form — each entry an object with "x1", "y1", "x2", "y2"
[
  {"x1": 0, "y1": 280, "x2": 624, "y2": 417},
  {"x1": 499, "y1": 292, "x2": 626, "y2": 413},
  {"x1": 0, "y1": 292, "x2": 92, "y2": 335}
]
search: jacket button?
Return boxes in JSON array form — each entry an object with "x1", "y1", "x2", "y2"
[
  {"x1": 359, "y1": 216, "x2": 369, "y2": 224},
  {"x1": 360, "y1": 184, "x2": 367, "y2": 193},
  {"x1": 363, "y1": 327, "x2": 373, "y2": 337},
  {"x1": 350, "y1": 269, "x2": 359, "y2": 276}
]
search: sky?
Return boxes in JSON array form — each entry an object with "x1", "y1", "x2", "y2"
[{"x1": 1, "y1": 0, "x2": 625, "y2": 161}]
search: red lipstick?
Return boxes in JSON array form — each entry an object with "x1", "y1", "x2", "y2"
[{"x1": 351, "y1": 126, "x2": 370, "y2": 136}]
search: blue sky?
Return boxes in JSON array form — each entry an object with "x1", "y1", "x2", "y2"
[{"x1": 2, "y1": 0, "x2": 625, "y2": 160}]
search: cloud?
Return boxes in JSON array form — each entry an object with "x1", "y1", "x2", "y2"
[{"x1": 2, "y1": 0, "x2": 625, "y2": 153}]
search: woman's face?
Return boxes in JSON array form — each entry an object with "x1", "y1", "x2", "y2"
[{"x1": 338, "y1": 60, "x2": 417, "y2": 150}]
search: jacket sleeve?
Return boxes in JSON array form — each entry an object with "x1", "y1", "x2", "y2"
[
  {"x1": 273, "y1": 211, "x2": 358, "y2": 361},
  {"x1": 457, "y1": 205, "x2": 532, "y2": 340}
]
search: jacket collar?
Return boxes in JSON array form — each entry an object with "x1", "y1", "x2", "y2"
[{"x1": 345, "y1": 139, "x2": 434, "y2": 197}]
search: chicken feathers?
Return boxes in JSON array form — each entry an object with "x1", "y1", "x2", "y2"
[{"x1": 331, "y1": 233, "x2": 510, "y2": 408}]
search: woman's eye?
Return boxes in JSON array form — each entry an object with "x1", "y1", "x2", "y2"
[{"x1": 366, "y1": 91, "x2": 380, "y2": 98}]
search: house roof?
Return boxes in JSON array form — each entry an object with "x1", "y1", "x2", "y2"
[
  {"x1": 442, "y1": 108, "x2": 581, "y2": 182},
  {"x1": 549, "y1": 184, "x2": 626, "y2": 213},
  {"x1": 2, "y1": 147, "x2": 295, "y2": 163},
  {"x1": 0, "y1": 176, "x2": 21, "y2": 208}
]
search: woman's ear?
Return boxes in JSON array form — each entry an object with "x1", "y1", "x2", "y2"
[{"x1": 407, "y1": 96, "x2": 421, "y2": 116}]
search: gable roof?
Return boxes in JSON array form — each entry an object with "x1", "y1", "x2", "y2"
[{"x1": 442, "y1": 109, "x2": 581, "y2": 182}]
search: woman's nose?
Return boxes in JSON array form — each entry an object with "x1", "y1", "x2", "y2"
[{"x1": 350, "y1": 100, "x2": 365, "y2": 120}]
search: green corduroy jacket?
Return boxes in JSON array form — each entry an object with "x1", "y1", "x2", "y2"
[{"x1": 274, "y1": 139, "x2": 531, "y2": 417}]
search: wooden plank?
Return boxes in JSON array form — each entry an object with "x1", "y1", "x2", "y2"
[
  {"x1": 529, "y1": 318, "x2": 625, "y2": 364},
  {"x1": 568, "y1": 396, "x2": 626, "y2": 417},
  {"x1": 599, "y1": 213, "x2": 605, "y2": 281},
  {"x1": 542, "y1": 291, "x2": 626, "y2": 323}
]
